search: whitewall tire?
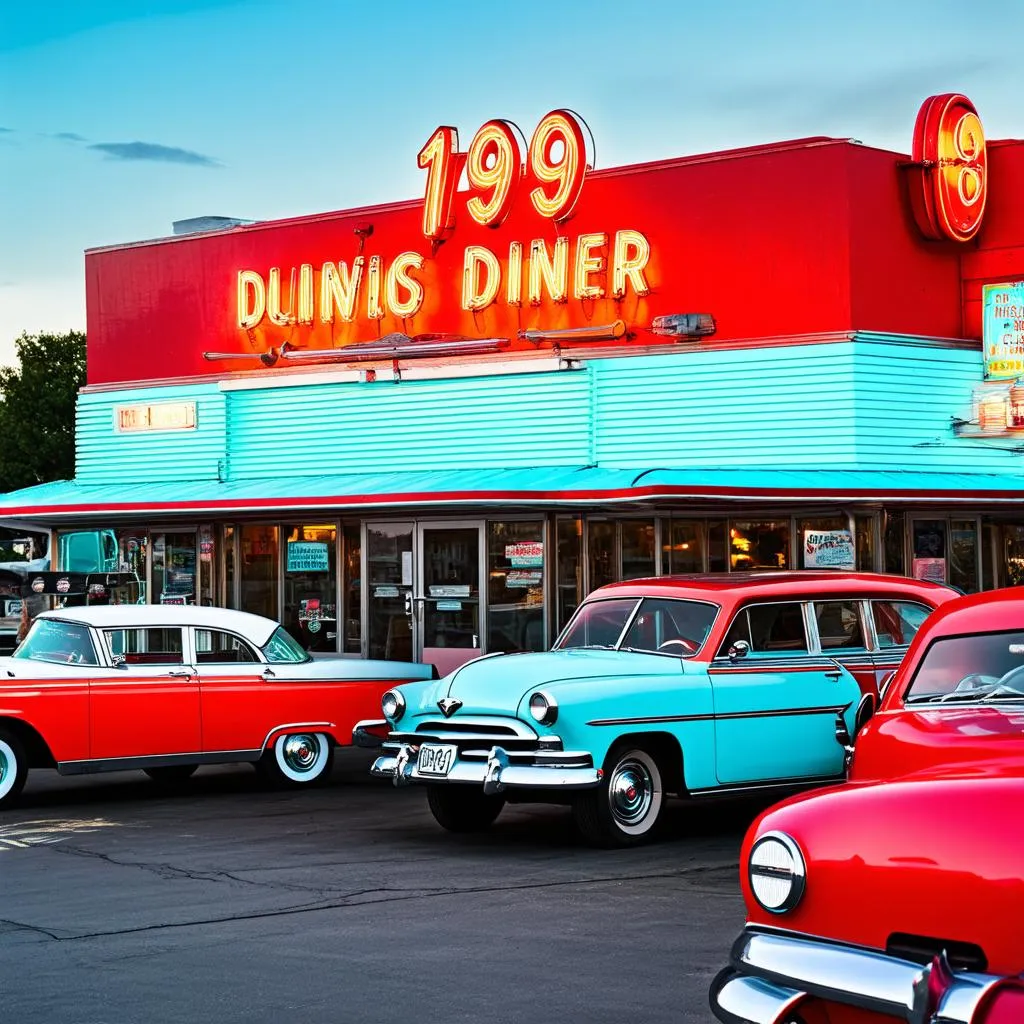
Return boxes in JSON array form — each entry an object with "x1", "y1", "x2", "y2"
[
  {"x1": 0, "y1": 732, "x2": 28, "y2": 808},
  {"x1": 573, "y1": 746, "x2": 665, "y2": 847},
  {"x1": 266, "y1": 732, "x2": 333, "y2": 785}
]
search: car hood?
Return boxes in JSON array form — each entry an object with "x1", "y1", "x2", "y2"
[
  {"x1": 422, "y1": 648, "x2": 683, "y2": 717},
  {"x1": 852, "y1": 705, "x2": 1024, "y2": 782},
  {"x1": 742, "y1": 774, "x2": 1024, "y2": 975}
]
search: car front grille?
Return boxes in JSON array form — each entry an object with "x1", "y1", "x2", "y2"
[{"x1": 885, "y1": 932, "x2": 988, "y2": 972}]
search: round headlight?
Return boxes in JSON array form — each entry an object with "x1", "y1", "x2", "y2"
[
  {"x1": 749, "y1": 831, "x2": 806, "y2": 913},
  {"x1": 528, "y1": 691, "x2": 558, "y2": 725},
  {"x1": 381, "y1": 689, "x2": 405, "y2": 723}
]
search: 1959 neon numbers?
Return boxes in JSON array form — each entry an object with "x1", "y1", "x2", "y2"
[{"x1": 418, "y1": 110, "x2": 592, "y2": 240}]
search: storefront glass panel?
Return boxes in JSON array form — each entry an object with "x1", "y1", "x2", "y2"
[
  {"x1": 708, "y1": 521, "x2": 728, "y2": 572},
  {"x1": 240, "y1": 525, "x2": 279, "y2": 620},
  {"x1": 223, "y1": 525, "x2": 236, "y2": 609},
  {"x1": 884, "y1": 511, "x2": 906, "y2": 575},
  {"x1": 855, "y1": 515, "x2": 876, "y2": 572},
  {"x1": 282, "y1": 523, "x2": 337, "y2": 652},
  {"x1": 588, "y1": 521, "x2": 616, "y2": 590},
  {"x1": 487, "y1": 522, "x2": 545, "y2": 654},
  {"x1": 555, "y1": 517, "x2": 583, "y2": 635},
  {"x1": 797, "y1": 516, "x2": 848, "y2": 570},
  {"x1": 343, "y1": 522, "x2": 361, "y2": 654},
  {"x1": 950, "y1": 520, "x2": 979, "y2": 594},
  {"x1": 152, "y1": 532, "x2": 198, "y2": 605},
  {"x1": 1004, "y1": 525, "x2": 1024, "y2": 587},
  {"x1": 621, "y1": 520, "x2": 656, "y2": 580},
  {"x1": 911, "y1": 519, "x2": 946, "y2": 583},
  {"x1": 662, "y1": 520, "x2": 703, "y2": 574},
  {"x1": 198, "y1": 524, "x2": 215, "y2": 606},
  {"x1": 116, "y1": 529, "x2": 149, "y2": 603},
  {"x1": 730, "y1": 520, "x2": 789, "y2": 570},
  {"x1": 366, "y1": 523, "x2": 413, "y2": 662}
]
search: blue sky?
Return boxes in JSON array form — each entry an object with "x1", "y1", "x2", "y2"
[{"x1": 2, "y1": 0, "x2": 1023, "y2": 365}]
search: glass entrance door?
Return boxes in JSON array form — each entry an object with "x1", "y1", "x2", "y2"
[
  {"x1": 366, "y1": 522, "x2": 415, "y2": 662},
  {"x1": 152, "y1": 532, "x2": 198, "y2": 605},
  {"x1": 416, "y1": 522, "x2": 484, "y2": 677}
]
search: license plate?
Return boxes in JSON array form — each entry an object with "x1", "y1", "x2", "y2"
[{"x1": 417, "y1": 743, "x2": 457, "y2": 777}]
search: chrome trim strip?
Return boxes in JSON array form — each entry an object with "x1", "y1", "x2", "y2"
[
  {"x1": 709, "y1": 969, "x2": 805, "y2": 1024},
  {"x1": 58, "y1": 749, "x2": 261, "y2": 775},
  {"x1": 412, "y1": 715, "x2": 539, "y2": 739},
  {"x1": 689, "y1": 774, "x2": 842, "y2": 796},
  {"x1": 259, "y1": 721, "x2": 335, "y2": 752},
  {"x1": 587, "y1": 705, "x2": 847, "y2": 727},
  {"x1": 371, "y1": 743, "x2": 601, "y2": 791},
  {"x1": 352, "y1": 719, "x2": 388, "y2": 748},
  {"x1": 717, "y1": 929, "x2": 1003, "y2": 1024}
]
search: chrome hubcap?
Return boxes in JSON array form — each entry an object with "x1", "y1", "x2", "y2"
[
  {"x1": 282, "y1": 734, "x2": 320, "y2": 773},
  {"x1": 608, "y1": 758, "x2": 653, "y2": 826},
  {"x1": 0, "y1": 750, "x2": 7, "y2": 785}
]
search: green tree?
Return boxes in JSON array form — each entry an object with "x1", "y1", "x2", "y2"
[{"x1": 0, "y1": 331, "x2": 86, "y2": 492}]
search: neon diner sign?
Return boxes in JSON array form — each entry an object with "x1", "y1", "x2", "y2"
[{"x1": 236, "y1": 109, "x2": 653, "y2": 337}]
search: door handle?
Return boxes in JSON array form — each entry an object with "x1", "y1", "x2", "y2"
[
  {"x1": 825, "y1": 669, "x2": 842, "y2": 681},
  {"x1": 168, "y1": 670, "x2": 193, "y2": 679}
]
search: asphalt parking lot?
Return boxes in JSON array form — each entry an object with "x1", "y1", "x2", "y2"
[{"x1": 0, "y1": 749, "x2": 769, "y2": 1024}]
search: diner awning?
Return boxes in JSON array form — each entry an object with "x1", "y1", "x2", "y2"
[{"x1": 0, "y1": 466, "x2": 1023, "y2": 525}]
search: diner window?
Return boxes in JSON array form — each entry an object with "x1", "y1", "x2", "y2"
[
  {"x1": 911, "y1": 519, "x2": 946, "y2": 583},
  {"x1": 240, "y1": 525, "x2": 279, "y2": 621},
  {"x1": 855, "y1": 515, "x2": 876, "y2": 572},
  {"x1": 730, "y1": 521, "x2": 790, "y2": 571},
  {"x1": 708, "y1": 521, "x2": 728, "y2": 572},
  {"x1": 662, "y1": 520, "x2": 703, "y2": 575},
  {"x1": 487, "y1": 521, "x2": 545, "y2": 653},
  {"x1": 797, "y1": 516, "x2": 851, "y2": 570},
  {"x1": 721, "y1": 602, "x2": 808, "y2": 656},
  {"x1": 105, "y1": 627, "x2": 184, "y2": 665},
  {"x1": 950, "y1": 520, "x2": 979, "y2": 594},
  {"x1": 588, "y1": 521, "x2": 616, "y2": 591},
  {"x1": 198, "y1": 525, "x2": 215, "y2": 606},
  {"x1": 194, "y1": 629, "x2": 258, "y2": 663},
  {"x1": 223, "y1": 525, "x2": 237, "y2": 609},
  {"x1": 556, "y1": 517, "x2": 583, "y2": 634},
  {"x1": 871, "y1": 600, "x2": 931, "y2": 648},
  {"x1": 621, "y1": 520, "x2": 656, "y2": 580},
  {"x1": 343, "y1": 522, "x2": 361, "y2": 655},
  {"x1": 152, "y1": 532, "x2": 198, "y2": 605},
  {"x1": 283, "y1": 523, "x2": 337, "y2": 653},
  {"x1": 883, "y1": 510, "x2": 906, "y2": 575},
  {"x1": 813, "y1": 601, "x2": 865, "y2": 650}
]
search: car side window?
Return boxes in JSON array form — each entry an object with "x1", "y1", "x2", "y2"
[
  {"x1": 105, "y1": 627, "x2": 185, "y2": 666},
  {"x1": 813, "y1": 600, "x2": 866, "y2": 650},
  {"x1": 194, "y1": 629, "x2": 259, "y2": 664},
  {"x1": 718, "y1": 610, "x2": 752, "y2": 656},
  {"x1": 746, "y1": 603, "x2": 808, "y2": 655},
  {"x1": 872, "y1": 601, "x2": 931, "y2": 648}
]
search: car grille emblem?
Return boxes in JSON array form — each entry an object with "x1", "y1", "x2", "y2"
[{"x1": 438, "y1": 697, "x2": 463, "y2": 718}]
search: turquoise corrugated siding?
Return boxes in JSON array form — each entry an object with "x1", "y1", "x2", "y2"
[
  {"x1": 851, "y1": 341, "x2": 1022, "y2": 472},
  {"x1": 76, "y1": 384, "x2": 226, "y2": 483},
  {"x1": 70, "y1": 336, "x2": 1024, "y2": 485},
  {"x1": 225, "y1": 372, "x2": 592, "y2": 479},
  {"x1": 593, "y1": 345, "x2": 859, "y2": 467}
]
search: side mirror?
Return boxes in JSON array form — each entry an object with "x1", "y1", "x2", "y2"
[{"x1": 728, "y1": 640, "x2": 750, "y2": 661}]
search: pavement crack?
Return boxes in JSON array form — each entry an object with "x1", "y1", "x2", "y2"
[{"x1": 40, "y1": 864, "x2": 740, "y2": 942}]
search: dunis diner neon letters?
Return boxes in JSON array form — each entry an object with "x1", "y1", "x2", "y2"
[{"x1": 236, "y1": 110, "x2": 652, "y2": 336}]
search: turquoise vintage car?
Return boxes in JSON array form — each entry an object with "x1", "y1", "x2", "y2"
[{"x1": 370, "y1": 572, "x2": 954, "y2": 845}]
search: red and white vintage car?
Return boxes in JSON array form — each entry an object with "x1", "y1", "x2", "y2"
[
  {"x1": 0, "y1": 605, "x2": 434, "y2": 807},
  {"x1": 711, "y1": 588, "x2": 1024, "y2": 1024}
]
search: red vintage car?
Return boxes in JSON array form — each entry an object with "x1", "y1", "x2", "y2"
[
  {"x1": 0, "y1": 605, "x2": 435, "y2": 807},
  {"x1": 711, "y1": 588, "x2": 1024, "y2": 1024}
]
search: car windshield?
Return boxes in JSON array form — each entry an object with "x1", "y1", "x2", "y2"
[
  {"x1": 905, "y1": 630, "x2": 1024, "y2": 703},
  {"x1": 14, "y1": 619, "x2": 99, "y2": 666},
  {"x1": 261, "y1": 626, "x2": 311, "y2": 664},
  {"x1": 556, "y1": 597, "x2": 719, "y2": 656}
]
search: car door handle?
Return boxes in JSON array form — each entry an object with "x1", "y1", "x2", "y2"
[
  {"x1": 825, "y1": 669, "x2": 842, "y2": 681},
  {"x1": 168, "y1": 670, "x2": 193, "y2": 679}
]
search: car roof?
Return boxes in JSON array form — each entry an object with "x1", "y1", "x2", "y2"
[
  {"x1": 35, "y1": 605, "x2": 279, "y2": 645},
  {"x1": 587, "y1": 572, "x2": 957, "y2": 603}
]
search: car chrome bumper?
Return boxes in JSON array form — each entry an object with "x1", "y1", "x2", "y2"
[
  {"x1": 710, "y1": 928, "x2": 1005, "y2": 1024},
  {"x1": 370, "y1": 742, "x2": 601, "y2": 793},
  {"x1": 352, "y1": 719, "x2": 389, "y2": 748}
]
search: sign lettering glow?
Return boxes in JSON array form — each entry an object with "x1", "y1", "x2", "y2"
[{"x1": 235, "y1": 108, "x2": 653, "y2": 347}]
